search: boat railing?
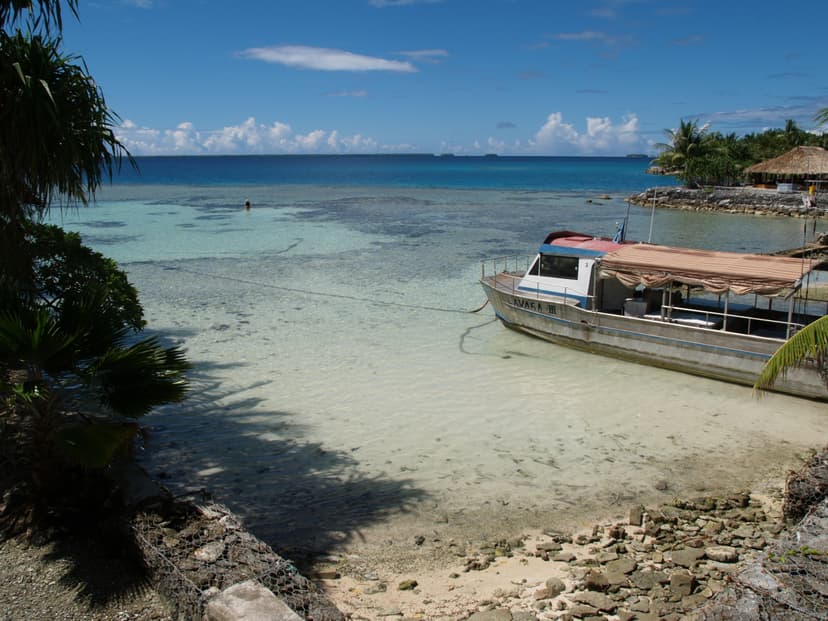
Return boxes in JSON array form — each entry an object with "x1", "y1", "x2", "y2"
[
  {"x1": 654, "y1": 303, "x2": 805, "y2": 337},
  {"x1": 481, "y1": 255, "x2": 534, "y2": 280}
]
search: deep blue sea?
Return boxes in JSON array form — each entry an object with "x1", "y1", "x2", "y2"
[
  {"x1": 52, "y1": 154, "x2": 826, "y2": 572},
  {"x1": 114, "y1": 154, "x2": 669, "y2": 192}
]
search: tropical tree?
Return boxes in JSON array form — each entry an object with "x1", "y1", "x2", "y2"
[
  {"x1": 0, "y1": 0, "x2": 189, "y2": 529},
  {"x1": 0, "y1": 223, "x2": 190, "y2": 529},
  {"x1": 654, "y1": 119, "x2": 712, "y2": 187},
  {"x1": 0, "y1": 27, "x2": 131, "y2": 292},
  {"x1": 816, "y1": 107, "x2": 828, "y2": 128}
]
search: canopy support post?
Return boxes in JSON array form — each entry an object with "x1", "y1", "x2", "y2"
[
  {"x1": 723, "y1": 293, "x2": 729, "y2": 331},
  {"x1": 787, "y1": 295, "x2": 795, "y2": 339}
]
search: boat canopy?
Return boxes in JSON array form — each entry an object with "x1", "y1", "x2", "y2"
[{"x1": 598, "y1": 243, "x2": 817, "y2": 296}]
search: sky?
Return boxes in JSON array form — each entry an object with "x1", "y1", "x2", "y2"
[{"x1": 59, "y1": 0, "x2": 828, "y2": 157}]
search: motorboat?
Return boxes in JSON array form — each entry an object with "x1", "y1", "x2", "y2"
[{"x1": 480, "y1": 229, "x2": 828, "y2": 400}]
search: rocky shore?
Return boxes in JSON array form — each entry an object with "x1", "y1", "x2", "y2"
[
  {"x1": 2, "y1": 452, "x2": 826, "y2": 621},
  {"x1": 322, "y1": 450, "x2": 828, "y2": 620},
  {"x1": 323, "y1": 490, "x2": 785, "y2": 620},
  {"x1": 627, "y1": 186, "x2": 825, "y2": 218}
]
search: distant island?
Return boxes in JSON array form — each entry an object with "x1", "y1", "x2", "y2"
[{"x1": 625, "y1": 153, "x2": 651, "y2": 159}]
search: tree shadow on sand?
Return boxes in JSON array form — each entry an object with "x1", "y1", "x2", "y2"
[{"x1": 138, "y1": 353, "x2": 429, "y2": 568}]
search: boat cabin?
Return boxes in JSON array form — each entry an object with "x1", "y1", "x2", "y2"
[
  {"x1": 518, "y1": 231, "x2": 625, "y2": 307},
  {"x1": 518, "y1": 231, "x2": 828, "y2": 339}
]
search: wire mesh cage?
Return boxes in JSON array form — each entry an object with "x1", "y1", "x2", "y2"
[{"x1": 132, "y1": 501, "x2": 344, "y2": 621}]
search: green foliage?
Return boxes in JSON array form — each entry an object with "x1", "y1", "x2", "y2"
[
  {"x1": 0, "y1": 305, "x2": 190, "y2": 470},
  {"x1": 0, "y1": 0, "x2": 78, "y2": 32},
  {"x1": 754, "y1": 315, "x2": 828, "y2": 392},
  {"x1": 16, "y1": 221, "x2": 144, "y2": 335},
  {"x1": 0, "y1": 31, "x2": 131, "y2": 222},
  {"x1": 815, "y1": 107, "x2": 828, "y2": 129},
  {"x1": 87, "y1": 338, "x2": 191, "y2": 418},
  {"x1": 655, "y1": 118, "x2": 828, "y2": 187},
  {"x1": 0, "y1": 7, "x2": 133, "y2": 292},
  {"x1": 0, "y1": 0, "x2": 189, "y2": 531}
]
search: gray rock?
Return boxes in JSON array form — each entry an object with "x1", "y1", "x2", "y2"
[
  {"x1": 554, "y1": 551, "x2": 577, "y2": 563},
  {"x1": 629, "y1": 596, "x2": 651, "y2": 613},
  {"x1": 204, "y1": 580, "x2": 302, "y2": 621},
  {"x1": 572, "y1": 590, "x2": 618, "y2": 612},
  {"x1": 731, "y1": 525, "x2": 756, "y2": 539},
  {"x1": 605, "y1": 570, "x2": 630, "y2": 587},
  {"x1": 605, "y1": 557, "x2": 637, "y2": 575},
  {"x1": 701, "y1": 520, "x2": 724, "y2": 535},
  {"x1": 705, "y1": 545, "x2": 739, "y2": 563},
  {"x1": 584, "y1": 569, "x2": 609, "y2": 591},
  {"x1": 567, "y1": 603, "x2": 598, "y2": 618},
  {"x1": 631, "y1": 570, "x2": 669, "y2": 590},
  {"x1": 194, "y1": 541, "x2": 225, "y2": 563},
  {"x1": 466, "y1": 610, "x2": 513, "y2": 621},
  {"x1": 545, "y1": 577, "x2": 566, "y2": 597},
  {"x1": 670, "y1": 572, "x2": 695, "y2": 598},
  {"x1": 629, "y1": 505, "x2": 644, "y2": 526},
  {"x1": 668, "y1": 547, "x2": 705, "y2": 568}
]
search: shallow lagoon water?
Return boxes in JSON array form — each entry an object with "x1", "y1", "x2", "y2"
[{"x1": 53, "y1": 183, "x2": 828, "y2": 554}]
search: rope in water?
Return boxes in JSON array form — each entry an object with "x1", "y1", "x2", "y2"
[{"x1": 160, "y1": 264, "x2": 490, "y2": 314}]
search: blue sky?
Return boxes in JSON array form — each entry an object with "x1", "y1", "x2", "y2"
[{"x1": 61, "y1": 0, "x2": 828, "y2": 156}]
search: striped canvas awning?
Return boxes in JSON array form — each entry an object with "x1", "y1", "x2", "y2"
[{"x1": 598, "y1": 243, "x2": 816, "y2": 296}]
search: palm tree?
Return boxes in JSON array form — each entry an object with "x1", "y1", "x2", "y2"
[
  {"x1": 816, "y1": 107, "x2": 828, "y2": 128},
  {"x1": 1, "y1": 30, "x2": 131, "y2": 292},
  {"x1": 754, "y1": 316, "x2": 828, "y2": 393},
  {"x1": 654, "y1": 119, "x2": 710, "y2": 187}
]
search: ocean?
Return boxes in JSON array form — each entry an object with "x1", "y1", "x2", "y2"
[{"x1": 50, "y1": 155, "x2": 827, "y2": 559}]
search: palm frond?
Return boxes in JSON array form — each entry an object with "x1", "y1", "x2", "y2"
[
  {"x1": 85, "y1": 337, "x2": 190, "y2": 417},
  {"x1": 754, "y1": 316, "x2": 828, "y2": 392},
  {"x1": 0, "y1": 308, "x2": 77, "y2": 376}
]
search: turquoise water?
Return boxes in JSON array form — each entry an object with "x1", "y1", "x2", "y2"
[{"x1": 50, "y1": 157, "x2": 827, "y2": 557}]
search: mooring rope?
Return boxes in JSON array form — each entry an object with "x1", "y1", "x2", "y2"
[{"x1": 160, "y1": 264, "x2": 490, "y2": 314}]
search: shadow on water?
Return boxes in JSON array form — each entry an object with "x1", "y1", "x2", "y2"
[{"x1": 139, "y1": 350, "x2": 429, "y2": 567}]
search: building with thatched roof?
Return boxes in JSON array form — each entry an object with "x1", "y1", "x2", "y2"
[{"x1": 745, "y1": 146, "x2": 828, "y2": 189}]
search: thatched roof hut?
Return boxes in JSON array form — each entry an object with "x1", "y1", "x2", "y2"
[{"x1": 745, "y1": 146, "x2": 828, "y2": 182}]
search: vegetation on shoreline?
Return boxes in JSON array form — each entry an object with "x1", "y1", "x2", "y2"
[
  {"x1": 0, "y1": 0, "x2": 190, "y2": 535},
  {"x1": 654, "y1": 115, "x2": 828, "y2": 188}
]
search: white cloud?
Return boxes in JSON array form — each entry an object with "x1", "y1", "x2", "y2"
[
  {"x1": 238, "y1": 45, "x2": 417, "y2": 73},
  {"x1": 114, "y1": 113, "x2": 647, "y2": 157},
  {"x1": 526, "y1": 112, "x2": 642, "y2": 155},
  {"x1": 115, "y1": 117, "x2": 403, "y2": 155}
]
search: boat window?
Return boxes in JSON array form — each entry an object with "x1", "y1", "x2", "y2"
[{"x1": 539, "y1": 255, "x2": 579, "y2": 280}]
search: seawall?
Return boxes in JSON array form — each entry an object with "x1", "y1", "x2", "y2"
[{"x1": 628, "y1": 186, "x2": 825, "y2": 218}]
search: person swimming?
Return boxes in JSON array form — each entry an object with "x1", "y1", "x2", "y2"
[{"x1": 244, "y1": 199, "x2": 251, "y2": 210}]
